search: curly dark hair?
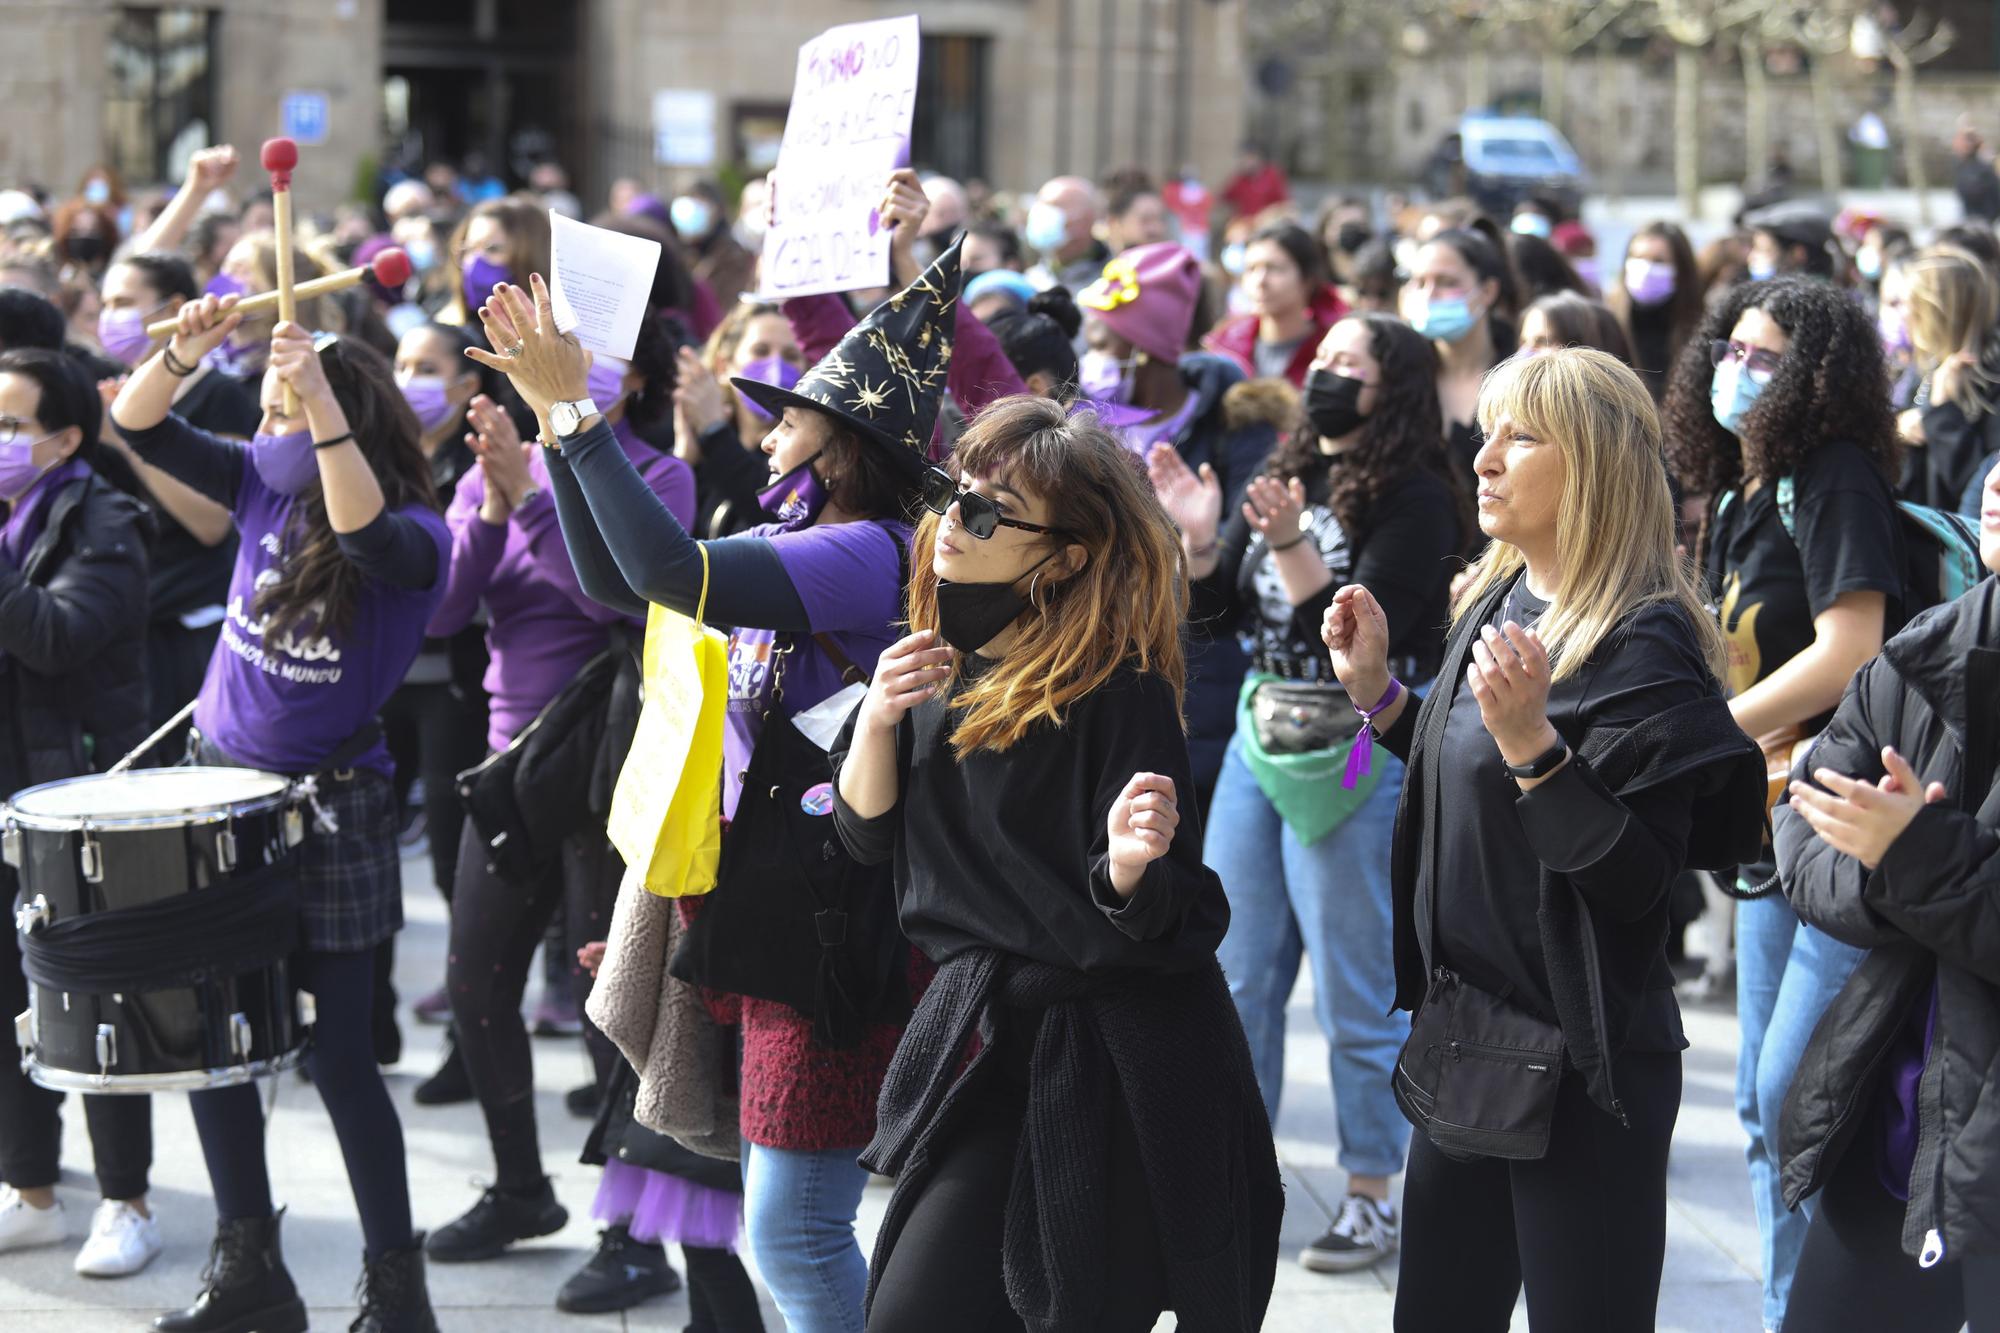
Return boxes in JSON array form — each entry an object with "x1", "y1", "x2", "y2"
[
  {"x1": 1662, "y1": 275, "x2": 1900, "y2": 512},
  {"x1": 1268, "y1": 313, "x2": 1470, "y2": 543}
]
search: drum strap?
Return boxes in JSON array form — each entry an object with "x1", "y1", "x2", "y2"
[{"x1": 20, "y1": 861, "x2": 301, "y2": 996}]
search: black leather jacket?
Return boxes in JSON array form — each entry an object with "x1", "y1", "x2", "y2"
[
  {"x1": 1777, "y1": 576, "x2": 2000, "y2": 1263},
  {"x1": 0, "y1": 472, "x2": 152, "y2": 798}
]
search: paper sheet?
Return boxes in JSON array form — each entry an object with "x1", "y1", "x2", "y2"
[
  {"x1": 549, "y1": 211, "x2": 662, "y2": 360},
  {"x1": 760, "y1": 14, "x2": 921, "y2": 299}
]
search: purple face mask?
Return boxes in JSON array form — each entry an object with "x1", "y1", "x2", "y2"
[
  {"x1": 204, "y1": 331, "x2": 263, "y2": 378},
  {"x1": 96, "y1": 307, "x2": 155, "y2": 367},
  {"x1": 586, "y1": 355, "x2": 629, "y2": 411},
  {"x1": 0, "y1": 437, "x2": 51, "y2": 502},
  {"x1": 735, "y1": 356, "x2": 803, "y2": 422},
  {"x1": 205, "y1": 272, "x2": 249, "y2": 301},
  {"x1": 250, "y1": 429, "x2": 320, "y2": 496},
  {"x1": 758, "y1": 452, "x2": 828, "y2": 528},
  {"x1": 401, "y1": 377, "x2": 458, "y2": 432},
  {"x1": 463, "y1": 254, "x2": 512, "y2": 314}
]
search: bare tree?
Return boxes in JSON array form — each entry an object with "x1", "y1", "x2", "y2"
[
  {"x1": 1794, "y1": 0, "x2": 1862, "y2": 193},
  {"x1": 1496, "y1": 0, "x2": 1637, "y2": 133},
  {"x1": 1649, "y1": 0, "x2": 1765, "y2": 215},
  {"x1": 1877, "y1": 9, "x2": 1955, "y2": 221}
]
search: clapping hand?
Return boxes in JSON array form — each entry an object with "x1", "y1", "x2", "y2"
[
  {"x1": 1241, "y1": 474, "x2": 1308, "y2": 550},
  {"x1": 673, "y1": 346, "x2": 728, "y2": 456},
  {"x1": 1321, "y1": 585, "x2": 1390, "y2": 705},
  {"x1": 1788, "y1": 747, "x2": 1950, "y2": 870},
  {"x1": 1146, "y1": 443, "x2": 1222, "y2": 549},
  {"x1": 466, "y1": 394, "x2": 536, "y2": 519},
  {"x1": 464, "y1": 275, "x2": 590, "y2": 426},
  {"x1": 1106, "y1": 774, "x2": 1180, "y2": 896},
  {"x1": 1466, "y1": 621, "x2": 1558, "y2": 766}
]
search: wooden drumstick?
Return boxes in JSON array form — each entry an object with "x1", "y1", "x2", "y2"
[
  {"x1": 144, "y1": 249, "x2": 412, "y2": 339},
  {"x1": 262, "y1": 137, "x2": 300, "y2": 417}
]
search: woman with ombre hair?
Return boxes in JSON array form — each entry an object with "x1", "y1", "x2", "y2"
[
  {"x1": 833, "y1": 395, "x2": 1281, "y2": 1331},
  {"x1": 1325, "y1": 348, "x2": 1764, "y2": 1331}
]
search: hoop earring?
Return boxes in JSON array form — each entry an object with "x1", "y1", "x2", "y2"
[{"x1": 1029, "y1": 572, "x2": 1046, "y2": 609}]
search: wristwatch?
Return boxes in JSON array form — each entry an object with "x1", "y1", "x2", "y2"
[
  {"x1": 1502, "y1": 736, "x2": 1570, "y2": 781},
  {"x1": 548, "y1": 397, "x2": 600, "y2": 438}
]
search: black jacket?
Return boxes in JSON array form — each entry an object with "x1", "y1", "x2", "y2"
[
  {"x1": 1379, "y1": 578, "x2": 1766, "y2": 1117},
  {"x1": 0, "y1": 472, "x2": 152, "y2": 796},
  {"x1": 1776, "y1": 575, "x2": 2000, "y2": 1263}
]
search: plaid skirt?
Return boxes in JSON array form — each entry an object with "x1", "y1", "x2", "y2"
[{"x1": 192, "y1": 737, "x2": 402, "y2": 954}]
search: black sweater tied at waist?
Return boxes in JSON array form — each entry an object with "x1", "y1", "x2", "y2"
[{"x1": 861, "y1": 947, "x2": 1282, "y2": 1333}]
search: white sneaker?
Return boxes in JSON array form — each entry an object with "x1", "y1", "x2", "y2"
[
  {"x1": 0, "y1": 1185, "x2": 66, "y2": 1252},
  {"x1": 73, "y1": 1198, "x2": 161, "y2": 1277}
]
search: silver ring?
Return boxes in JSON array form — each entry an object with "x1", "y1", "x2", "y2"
[{"x1": 505, "y1": 343, "x2": 524, "y2": 358}]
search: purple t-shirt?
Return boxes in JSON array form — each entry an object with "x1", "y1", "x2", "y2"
[
  {"x1": 193, "y1": 456, "x2": 451, "y2": 776},
  {"x1": 431, "y1": 424, "x2": 694, "y2": 750},
  {"x1": 722, "y1": 517, "x2": 907, "y2": 819}
]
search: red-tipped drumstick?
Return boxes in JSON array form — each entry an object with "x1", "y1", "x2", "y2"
[
  {"x1": 262, "y1": 137, "x2": 300, "y2": 415},
  {"x1": 146, "y1": 249, "x2": 413, "y2": 339}
]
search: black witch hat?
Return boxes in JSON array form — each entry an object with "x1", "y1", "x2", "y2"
[{"x1": 732, "y1": 238, "x2": 963, "y2": 475}]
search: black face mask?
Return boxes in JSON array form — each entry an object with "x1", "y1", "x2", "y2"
[
  {"x1": 1303, "y1": 368, "x2": 1370, "y2": 442},
  {"x1": 934, "y1": 550, "x2": 1062, "y2": 654},
  {"x1": 66, "y1": 235, "x2": 107, "y2": 265},
  {"x1": 1335, "y1": 223, "x2": 1371, "y2": 255}
]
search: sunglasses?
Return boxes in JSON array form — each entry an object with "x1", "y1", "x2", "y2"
[
  {"x1": 920, "y1": 466, "x2": 1062, "y2": 540},
  {"x1": 1710, "y1": 339, "x2": 1783, "y2": 385}
]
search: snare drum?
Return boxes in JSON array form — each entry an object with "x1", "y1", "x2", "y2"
[{"x1": 7, "y1": 767, "x2": 313, "y2": 1093}]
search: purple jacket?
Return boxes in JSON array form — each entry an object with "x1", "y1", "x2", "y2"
[{"x1": 429, "y1": 423, "x2": 694, "y2": 750}]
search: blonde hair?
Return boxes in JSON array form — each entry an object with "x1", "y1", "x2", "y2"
[
  {"x1": 1458, "y1": 347, "x2": 1726, "y2": 683},
  {"x1": 1906, "y1": 244, "x2": 1998, "y2": 416},
  {"x1": 906, "y1": 396, "x2": 1187, "y2": 753}
]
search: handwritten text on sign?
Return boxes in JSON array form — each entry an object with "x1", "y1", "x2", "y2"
[{"x1": 761, "y1": 14, "x2": 920, "y2": 299}]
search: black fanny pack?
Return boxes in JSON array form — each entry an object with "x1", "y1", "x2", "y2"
[{"x1": 1392, "y1": 966, "x2": 1565, "y2": 1161}]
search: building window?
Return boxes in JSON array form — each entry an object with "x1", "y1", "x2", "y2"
[
  {"x1": 912, "y1": 35, "x2": 988, "y2": 182},
  {"x1": 105, "y1": 7, "x2": 218, "y2": 185}
]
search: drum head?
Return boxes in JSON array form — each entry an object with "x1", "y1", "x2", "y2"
[{"x1": 9, "y1": 768, "x2": 292, "y2": 827}]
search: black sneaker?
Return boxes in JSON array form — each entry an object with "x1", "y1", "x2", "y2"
[
  {"x1": 424, "y1": 1180, "x2": 568, "y2": 1264},
  {"x1": 565, "y1": 1081, "x2": 602, "y2": 1120},
  {"x1": 555, "y1": 1225, "x2": 682, "y2": 1314},
  {"x1": 413, "y1": 1036, "x2": 472, "y2": 1107},
  {"x1": 1299, "y1": 1193, "x2": 1398, "y2": 1274}
]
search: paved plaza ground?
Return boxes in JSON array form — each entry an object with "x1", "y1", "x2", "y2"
[{"x1": 3, "y1": 848, "x2": 1763, "y2": 1330}]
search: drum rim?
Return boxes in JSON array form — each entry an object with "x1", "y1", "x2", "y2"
[
  {"x1": 20, "y1": 1045, "x2": 307, "y2": 1094},
  {"x1": 4, "y1": 767, "x2": 295, "y2": 831}
]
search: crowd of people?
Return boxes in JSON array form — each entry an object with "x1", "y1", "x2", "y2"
[{"x1": 0, "y1": 126, "x2": 1992, "y2": 1333}]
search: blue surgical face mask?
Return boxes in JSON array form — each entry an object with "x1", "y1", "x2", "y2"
[
  {"x1": 1511, "y1": 212, "x2": 1553, "y2": 240},
  {"x1": 1710, "y1": 362, "x2": 1765, "y2": 437},
  {"x1": 670, "y1": 196, "x2": 714, "y2": 241},
  {"x1": 1747, "y1": 253, "x2": 1778, "y2": 282},
  {"x1": 1412, "y1": 294, "x2": 1479, "y2": 344},
  {"x1": 1220, "y1": 242, "x2": 1247, "y2": 277},
  {"x1": 405, "y1": 235, "x2": 438, "y2": 274},
  {"x1": 1024, "y1": 201, "x2": 1068, "y2": 254}
]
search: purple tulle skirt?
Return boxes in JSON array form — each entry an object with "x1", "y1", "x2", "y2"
[{"x1": 593, "y1": 1159, "x2": 743, "y2": 1250}]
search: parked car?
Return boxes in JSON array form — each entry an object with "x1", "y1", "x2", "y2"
[{"x1": 1424, "y1": 112, "x2": 1585, "y2": 217}]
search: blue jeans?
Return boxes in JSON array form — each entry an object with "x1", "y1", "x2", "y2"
[
  {"x1": 1735, "y1": 892, "x2": 1865, "y2": 1331},
  {"x1": 743, "y1": 1142, "x2": 870, "y2": 1333},
  {"x1": 1208, "y1": 735, "x2": 1410, "y2": 1179}
]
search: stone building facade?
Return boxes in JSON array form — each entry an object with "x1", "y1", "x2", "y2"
[{"x1": 0, "y1": 0, "x2": 1247, "y2": 214}]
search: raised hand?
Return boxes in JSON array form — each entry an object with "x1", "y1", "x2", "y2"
[
  {"x1": 1789, "y1": 746, "x2": 1950, "y2": 870},
  {"x1": 166, "y1": 291, "x2": 244, "y2": 362},
  {"x1": 186, "y1": 145, "x2": 240, "y2": 194},
  {"x1": 1146, "y1": 442, "x2": 1222, "y2": 547},
  {"x1": 1466, "y1": 621, "x2": 1558, "y2": 766},
  {"x1": 857, "y1": 629, "x2": 954, "y2": 736},
  {"x1": 1106, "y1": 773, "x2": 1180, "y2": 896},
  {"x1": 464, "y1": 274, "x2": 590, "y2": 424},
  {"x1": 879, "y1": 169, "x2": 932, "y2": 246},
  {"x1": 1321, "y1": 585, "x2": 1392, "y2": 704},
  {"x1": 1241, "y1": 473, "x2": 1309, "y2": 550},
  {"x1": 266, "y1": 321, "x2": 334, "y2": 413},
  {"x1": 673, "y1": 346, "x2": 728, "y2": 444}
]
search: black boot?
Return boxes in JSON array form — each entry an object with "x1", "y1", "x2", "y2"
[
  {"x1": 556, "y1": 1224, "x2": 682, "y2": 1313},
  {"x1": 424, "y1": 1178, "x2": 567, "y2": 1263},
  {"x1": 154, "y1": 1209, "x2": 307, "y2": 1333},
  {"x1": 412, "y1": 1030, "x2": 471, "y2": 1106},
  {"x1": 350, "y1": 1233, "x2": 439, "y2": 1333}
]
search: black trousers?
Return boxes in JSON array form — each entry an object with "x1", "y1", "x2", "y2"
[
  {"x1": 0, "y1": 898, "x2": 151, "y2": 1199},
  {"x1": 447, "y1": 821, "x2": 622, "y2": 1189},
  {"x1": 1395, "y1": 1048, "x2": 1682, "y2": 1333},
  {"x1": 866, "y1": 1031, "x2": 1169, "y2": 1332},
  {"x1": 380, "y1": 679, "x2": 487, "y2": 901},
  {"x1": 1785, "y1": 1125, "x2": 2000, "y2": 1332}
]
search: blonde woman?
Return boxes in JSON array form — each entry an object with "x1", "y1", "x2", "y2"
[
  {"x1": 202, "y1": 234, "x2": 341, "y2": 381},
  {"x1": 1322, "y1": 348, "x2": 1765, "y2": 1331},
  {"x1": 1899, "y1": 244, "x2": 2000, "y2": 509}
]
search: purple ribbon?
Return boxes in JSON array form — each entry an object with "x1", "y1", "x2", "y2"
[{"x1": 1342, "y1": 678, "x2": 1405, "y2": 790}]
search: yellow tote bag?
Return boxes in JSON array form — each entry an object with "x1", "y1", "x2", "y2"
[{"x1": 607, "y1": 544, "x2": 729, "y2": 897}]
